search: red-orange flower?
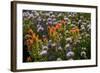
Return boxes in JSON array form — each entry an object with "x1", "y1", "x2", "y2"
[{"x1": 55, "y1": 23, "x2": 62, "y2": 30}]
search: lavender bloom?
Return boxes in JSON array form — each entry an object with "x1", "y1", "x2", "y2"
[
  {"x1": 47, "y1": 21, "x2": 53, "y2": 25},
  {"x1": 37, "y1": 26, "x2": 44, "y2": 32},
  {"x1": 47, "y1": 17, "x2": 53, "y2": 25},
  {"x1": 66, "y1": 51, "x2": 74, "y2": 59}
]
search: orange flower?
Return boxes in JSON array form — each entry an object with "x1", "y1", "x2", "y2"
[
  {"x1": 70, "y1": 26, "x2": 80, "y2": 40},
  {"x1": 50, "y1": 26, "x2": 56, "y2": 33},
  {"x1": 32, "y1": 33, "x2": 39, "y2": 43},
  {"x1": 55, "y1": 23, "x2": 61, "y2": 30},
  {"x1": 70, "y1": 26, "x2": 79, "y2": 33}
]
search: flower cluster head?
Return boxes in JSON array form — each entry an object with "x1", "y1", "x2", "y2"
[{"x1": 66, "y1": 50, "x2": 74, "y2": 60}]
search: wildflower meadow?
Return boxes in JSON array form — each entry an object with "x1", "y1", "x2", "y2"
[{"x1": 23, "y1": 10, "x2": 91, "y2": 62}]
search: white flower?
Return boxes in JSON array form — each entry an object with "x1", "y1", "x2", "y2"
[
  {"x1": 49, "y1": 11, "x2": 53, "y2": 14},
  {"x1": 68, "y1": 58, "x2": 74, "y2": 60},
  {"x1": 65, "y1": 44, "x2": 70, "y2": 48},
  {"x1": 76, "y1": 39, "x2": 80, "y2": 43},
  {"x1": 68, "y1": 14, "x2": 72, "y2": 17},
  {"x1": 52, "y1": 43, "x2": 56, "y2": 47},
  {"x1": 65, "y1": 30, "x2": 69, "y2": 34},
  {"x1": 57, "y1": 58, "x2": 62, "y2": 61},
  {"x1": 23, "y1": 12, "x2": 28, "y2": 17},
  {"x1": 48, "y1": 40, "x2": 52, "y2": 43},
  {"x1": 40, "y1": 50, "x2": 47, "y2": 56},
  {"x1": 34, "y1": 11, "x2": 39, "y2": 16},
  {"x1": 79, "y1": 36, "x2": 82, "y2": 40},
  {"x1": 45, "y1": 13, "x2": 50, "y2": 16},
  {"x1": 42, "y1": 45, "x2": 48, "y2": 50},
  {"x1": 64, "y1": 17, "x2": 68, "y2": 20},
  {"x1": 29, "y1": 13, "x2": 33, "y2": 18},
  {"x1": 58, "y1": 13, "x2": 62, "y2": 17},
  {"x1": 51, "y1": 14, "x2": 55, "y2": 18},
  {"x1": 81, "y1": 25, "x2": 85, "y2": 30},
  {"x1": 37, "y1": 17, "x2": 42, "y2": 22},
  {"x1": 70, "y1": 24, "x2": 75, "y2": 27},
  {"x1": 58, "y1": 46, "x2": 62, "y2": 50},
  {"x1": 86, "y1": 33, "x2": 90, "y2": 37},
  {"x1": 81, "y1": 47, "x2": 86, "y2": 50},
  {"x1": 68, "y1": 19, "x2": 71, "y2": 24},
  {"x1": 66, "y1": 37, "x2": 72, "y2": 42},
  {"x1": 81, "y1": 51, "x2": 87, "y2": 59},
  {"x1": 78, "y1": 19, "x2": 82, "y2": 23},
  {"x1": 53, "y1": 21, "x2": 58, "y2": 25},
  {"x1": 37, "y1": 25, "x2": 40, "y2": 29},
  {"x1": 80, "y1": 16, "x2": 84, "y2": 19},
  {"x1": 87, "y1": 24, "x2": 91, "y2": 30},
  {"x1": 82, "y1": 22, "x2": 87, "y2": 25},
  {"x1": 86, "y1": 20, "x2": 90, "y2": 24}
]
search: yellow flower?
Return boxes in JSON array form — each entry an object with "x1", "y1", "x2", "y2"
[{"x1": 27, "y1": 28, "x2": 34, "y2": 35}]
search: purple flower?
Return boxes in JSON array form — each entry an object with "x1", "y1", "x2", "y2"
[
  {"x1": 37, "y1": 26, "x2": 44, "y2": 32},
  {"x1": 66, "y1": 51, "x2": 74, "y2": 58}
]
